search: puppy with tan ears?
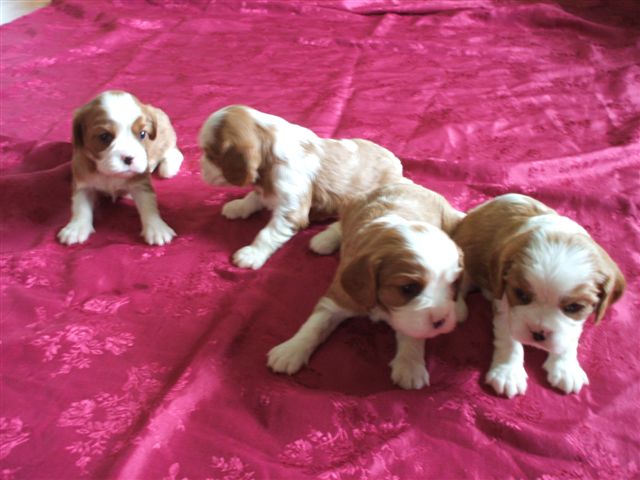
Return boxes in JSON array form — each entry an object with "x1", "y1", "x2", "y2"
[
  {"x1": 452, "y1": 194, "x2": 625, "y2": 397},
  {"x1": 267, "y1": 182, "x2": 466, "y2": 389},
  {"x1": 199, "y1": 105, "x2": 403, "y2": 269},
  {"x1": 58, "y1": 91, "x2": 184, "y2": 246}
]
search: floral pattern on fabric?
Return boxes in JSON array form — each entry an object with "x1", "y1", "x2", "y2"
[
  {"x1": 57, "y1": 364, "x2": 167, "y2": 472},
  {"x1": 0, "y1": 0, "x2": 638, "y2": 479}
]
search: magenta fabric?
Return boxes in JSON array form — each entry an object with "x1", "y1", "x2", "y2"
[{"x1": 1, "y1": 1, "x2": 639, "y2": 478}]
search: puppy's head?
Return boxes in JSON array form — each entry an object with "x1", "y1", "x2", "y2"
[
  {"x1": 72, "y1": 91, "x2": 153, "y2": 177},
  {"x1": 341, "y1": 216, "x2": 463, "y2": 339},
  {"x1": 199, "y1": 106, "x2": 270, "y2": 187},
  {"x1": 490, "y1": 228, "x2": 625, "y2": 355}
]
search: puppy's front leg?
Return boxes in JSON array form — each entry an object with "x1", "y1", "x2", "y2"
[
  {"x1": 267, "y1": 297, "x2": 351, "y2": 375},
  {"x1": 232, "y1": 209, "x2": 298, "y2": 269},
  {"x1": 309, "y1": 221, "x2": 342, "y2": 255},
  {"x1": 485, "y1": 298, "x2": 528, "y2": 398},
  {"x1": 390, "y1": 332, "x2": 429, "y2": 389},
  {"x1": 222, "y1": 190, "x2": 263, "y2": 220},
  {"x1": 58, "y1": 188, "x2": 96, "y2": 245},
  {"x1": 130, "y1": 185, "x2": 175, "y2": 246},
  {"x1": 543, "y1": 346, "x2": 589, "y2": 394}
]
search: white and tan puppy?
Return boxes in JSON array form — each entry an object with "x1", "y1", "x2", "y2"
[
  {"x1": 452, "y1": 194, "x2": 625, "y2": 397},
  {"x1": 199, "y1": 105, "x2": 403, "y2": 269},
  {"x1": 267, "y1": 182, "x2": 466, "y2": 389},
  {"x1": 58, "y1": 90, "x2": 183, "y2": 246}
]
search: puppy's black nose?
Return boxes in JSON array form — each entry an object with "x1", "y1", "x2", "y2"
[
  {"x1": 433, "y1": 319, "x2": 445, "y2": 329},
  {"x1": 123, "y1": 156, "x2": 133, "y2": 166},
  {"x1": 532, "y1": 331, "x2": 546, "y2": 342}
]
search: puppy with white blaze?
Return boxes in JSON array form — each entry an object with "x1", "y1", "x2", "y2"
[
  {"x1": 58, "y1": 91, "x2": 184, "y2": 246},
  {"x1": 198, "y1": 105, "x2": 403, "y2": 269},
  {"x1": 452, "y1": 194, "x2": 626, "y2": 398},
  {"x1": 267, "y1": 182, "x2": 466, "y2": 389}
]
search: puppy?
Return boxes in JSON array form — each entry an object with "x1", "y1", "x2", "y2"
[
  {"x1": 199, "y1": 105, "x2": 403, "y2": 269},
  {"x1": 58, "y1": 90, "x2": 183, "y2": 246},
  {"x1": 452, "y1": 193, "x2": 625, "y2": 397},
  {"x1": 267, "y1": 182, "x2": 466, "y2": 389}
]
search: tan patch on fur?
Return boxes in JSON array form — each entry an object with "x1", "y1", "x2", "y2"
[
  {"x1": 70, "y1": 91, "x2": 166, "y2": 195},
  {"x1": 200, "y1": 107, "x2": 406, "y2": 230},
  {"x1": 453, "y1": 195, "x2": 625, "y2": 322},
  {"x1": 136, "y1": 104, "x2": 178, "y2": 172},
  {"x1": 72, "y1": 97, "x2": 114, "y2": 180},
  {"x1": 452, "y1": 196, "x2": 552, "y2": 296},
  {"x1": 560, "y1": 283, "x2": 599, "y2": 320},
  {"x1": 308, "y1": 139, "x2": 403, "y2": 220},
  {"x1": 326, "y1": 182, "x2": 461, "y2": 313},
  {"x1": 201, "y1": 106, "x2": 279, "y2": 190}
]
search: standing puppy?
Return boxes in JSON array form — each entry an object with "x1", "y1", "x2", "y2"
[
  {"x1": 268, "y1": 182, "x2": 466, "y2": 389},
  {"x1": 58, "y1": 91, "x2": 183, "y2": 246},
  {"x1": 199, "y1": 105, "x2": 403, "y2": 269},
  {"x1": 452, "y1": 194, "x2": 625, "y2": 397}
]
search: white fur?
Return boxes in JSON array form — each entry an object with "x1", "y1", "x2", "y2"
[
  {"x1": 58, "y1": 92, "x2": 176, "y2": 246},
  {"x1": 309, "y1": 221, "x2": 342, "y2": 255},
  {"x1": 484, "y1": 206, "x2": 597, "y2": 396},
  {"x1": 376, "y1": 215, "x2": 463, "y2": 339},
  {"x1": 268, "y1": 213, "x2": 464, "y2": 389},
  {"x1": 200, "y1": 106, "x2": 325, "y2": 269},
  {"x1": 157, "y1": 147, "x2": 184, "y2": 178},
  {"x1": 98, "y1": 93, "x2": 148, "y2": 176},
  {"x1": 267, "y1": 297, "x2": 353, "y2": 374}
]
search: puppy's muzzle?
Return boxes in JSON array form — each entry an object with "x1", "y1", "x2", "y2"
[{"x1": 531, "y1": 329, "x2": 550, "y2": 342}]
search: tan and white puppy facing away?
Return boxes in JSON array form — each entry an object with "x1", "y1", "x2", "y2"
[
  {"x1": 58, "y1": 90, "x2": 184, "y2": 246},
  {"x1": 267, "y1": 182, "x2": 466, "y2": 389},
  {"x1": 452, "y1": 193, "x2": 625, "y2": 398},
  {"x1": 199, "y1": 105, "x2": 403, "y2": 269}
]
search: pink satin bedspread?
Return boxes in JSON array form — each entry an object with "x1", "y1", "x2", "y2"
[{"x1": 1, "y1": 1, "x2": 639, "y2": 478}]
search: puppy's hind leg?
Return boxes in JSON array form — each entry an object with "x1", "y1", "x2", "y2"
[
  {"x1": 267, "y1": 297, "x2": 352, "y2": 375},
  {"x1": 309, "y1": 221, "x2": 342, "y2": 255}
]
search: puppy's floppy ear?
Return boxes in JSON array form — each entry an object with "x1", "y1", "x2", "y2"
[
  {"x1": 72, "y1": 106, "x2": 87, "y2": 149},
  {"x1": 489, "y1": 231, "x2": 531, "y2": 299},
  {"x1": 340, "y1": 254, "x2": 380, "y2": 310},
  {"x1": 216, "y1": 143, "x2": 260, "y2": 186},
  {"x1": 593, "y1": 245, "x2": 625, "y2": 323},
  {"x1": 142, "y1": 104, "x2": 158, "y2": 140}
]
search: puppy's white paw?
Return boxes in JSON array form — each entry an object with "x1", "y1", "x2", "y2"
[
  {"x1": 222, "y1": 199, "x2": 255, "y2": 220},
  {"x1": 157, "y1": 148, "x2": 184, "y2": 178},
  {"x1": 390, "y1": 356, "x2": 430, "y2": 390},
  {"x1": 543, "y1": 357, "x2": 589, "y2": 394},
  {"x1": 455, "y1": 296, "x2": 468, "y2": 323},
  {"x1": 142, "y1": 219, "x2": 176, "y2": 246},
  {"x1": 232, "y1": 245, "x2": 269, "y2": 269},
  {"x1": 58, "y1": 221, "x2": 94, "y2": 245},
  {"x1": 309, "y1": 228, "x2": 340, "y2": 255},
  {"x1": 486, "y1": 362, "x2": 528, "y2": 398},
  {"x1": 267, "y1": 339, "x2": 312, "y2": 375}
]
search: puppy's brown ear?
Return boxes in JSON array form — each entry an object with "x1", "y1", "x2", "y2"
[
  {"x1": 142, "y1": 105, "x2": 158, "y2": 140},
  {"x1": 488, "y1": 231, "x2": 531, "y2": 299},
  {"x1": 72, "y1": 107, "x2": 87, "y2": 149},
  {"x1": 340, "y1": 254, "x2": 379, "y2": 310},
  {"x1": 217, "y1": 144, "x2": 260, "y2": 186},
  {"x1": 594, "y1": 245, "x2": 625, "y2": 323}
]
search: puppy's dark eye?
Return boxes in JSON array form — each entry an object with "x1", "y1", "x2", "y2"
[
  {"x1": 400, "y1": 282, "x2": 422, "y2": 298},
  {"x1": 563, "y1": 303, "x2": 584, "y2": 314},
  {"x1": 99, "y1": 132, "x2": 114, "y2": 145},
  {"x1": 139, "y1": 130, "x2": 147, "y2": 140},
  {"x1": 514, "y1": 287, "x2": 532, "y2": 305}
]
